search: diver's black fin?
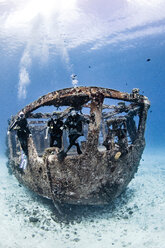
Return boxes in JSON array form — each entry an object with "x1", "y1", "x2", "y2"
[{"x1": 57, "y1": 150, "x2": 67, "y2": 162}]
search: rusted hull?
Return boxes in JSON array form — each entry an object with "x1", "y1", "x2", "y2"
[{"x1": 8, "y1": 138, "x2": 145, "y2": 205}]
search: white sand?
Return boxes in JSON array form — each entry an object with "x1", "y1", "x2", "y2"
[{"x1": 0, "y1": 151, "x2": 165, "y2": 248}]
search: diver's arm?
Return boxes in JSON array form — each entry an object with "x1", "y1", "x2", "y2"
[
  {"x1": 8, "y1": 118, "x2": 18, "y2": 132},
  {"x1": 81, "y1": 115, "x2": 90, "y2": 124},
  {"x1": 45, "y1": 126, "x2": 49, "y2": 139}
]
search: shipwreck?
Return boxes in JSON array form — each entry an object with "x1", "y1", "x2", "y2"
[{"x1": 7, "y1": 86, "x2": 150, "y2": 212}]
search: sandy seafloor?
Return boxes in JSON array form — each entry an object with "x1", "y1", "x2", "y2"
[{"x1": 0, "y1": 151, "x2": 165, "y2": 248}]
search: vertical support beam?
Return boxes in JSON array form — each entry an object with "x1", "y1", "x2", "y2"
[
  {"x1": 137, "y1": 99, "x2": 150, "y2": 139},
  {"x1": 101, "y1": 117, "x2": 107, "y2": 141},
  {"x1": 27, "y1": 136, "x2": 39, "y2": 163},
  {"x1": 86, "y1": 94, "x2": 104, "y2": 152}
]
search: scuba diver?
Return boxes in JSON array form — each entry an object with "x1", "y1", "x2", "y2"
[
  {"x1": 103, "y1": 128, "x2": 115, "y2": 151},
  {"x1": 45, "y1": 116, "x2": 63, "y2": 149},
  {"x1": 64, "y1": 110, "x2": 89, "y2": 155},
  {"x1": 8, "y1": 111, "x2": 31, "y2": 156},
  {"x1": 103, "y1": 121, "x2": 128, "y2": 154},
  {"x1": 116, "y1": 126, "x2": 128, "y2": 153}
]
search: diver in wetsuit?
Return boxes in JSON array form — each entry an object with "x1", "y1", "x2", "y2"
[
  {"x1": 8, "y1": 111, "x2": 31, "y2": 156},
  {"x1": 116, "y1": 127, "x2": 128, "y2": 152},
  {"x1": 103, "y1": 127, "x2": 115, "y2": 150},
  {"x1": 64, "y1": 110, "x2": 89, "y2": 155},
  {"x1": 45, "y1": 117, "x2": 63, "y2": 149}
]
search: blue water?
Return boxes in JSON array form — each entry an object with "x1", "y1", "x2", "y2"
[{"x1": 0, "y1": 1, "x2": 165, "y2": 247}]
